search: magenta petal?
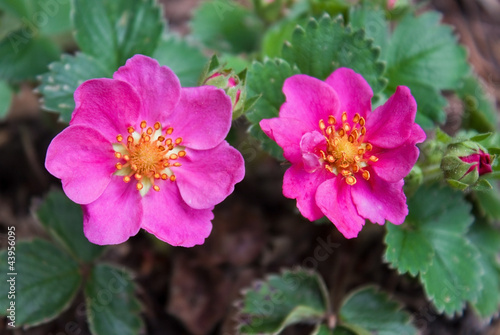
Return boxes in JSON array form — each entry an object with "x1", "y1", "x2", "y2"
[
  {"x1": 142, "y1": 185, "x2": 214, "y2": 247},
  {"x1": 315, "y1": 178, "x2": 365, "y2": 238},
  {"x1": 351, "y1": 177, "x2": 408, "y2": 225},
  {"x1": 365, "y1": 86, "x2": 417, "y2": 149},
  {"x1": 45, "y1": 126, "x2": 115, "y2": 205},
  {"x1": 175, "y1": 142, "x2": 245, "y2": 209},
  {"x1": 411, "y1": 123, "x2": 427, "y2": 144},
  {"x1": 283, "y1": 164, "x2": 330, "y2": 221},
  {"x1": 82, "y1": 180, "x2": 142, "y2": 245},
  {"x1": 372, "y1": 144, "x2": 420, "y2": 182},
  {"x1": 260, "y1": 117, "x2": 313, "y2": 164},
  {"x1": 280, "y1": 75, "x2": 341, "y2": 130},
  {"x1": 113, "y1": 55, "x2": 181, "y2": 124},
  {"x1": 300, "y1": 131, "x2": 326, "y2": 173},
  {"x1": 325, "y1": 68, "x2": 373, "y2": 120},
  {"x1": 71, "y1": 78, "x2": 141, "y2": 142},
  {"x1": 166, "y1": 86, "x2": 232, "y2": 150}
]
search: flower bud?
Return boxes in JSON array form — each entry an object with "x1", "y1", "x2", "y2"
[
  {"x1": 441, "y1": 141, "x2": 493, "y2": 188},
  {"x1": 202, "y1": 69, "x2": 245, "y2": 118}
]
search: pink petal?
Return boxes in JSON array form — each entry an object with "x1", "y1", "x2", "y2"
[
  {"x1": 325, "y1": 68, "x2": 373, "y2": 120},
  {"x1": 315, "y1": 178, "x2": 365, "y2": 238},
  {"x1": 175, "y1": 141, "x2": 245, "y2": 209},
  {"x1": 351, "y1": 176, "x2": 408, "y2": 225},
  {"x1": 300, "y1": 131, "x2": 326, "y2": 173},
  {"x1": 45, "y1": 126, "x2": 115, "y2": 205},
  {"x1": 82, "y1": 180, "x2": 142, "y2": 245},
  {"x1": 166, "y1": 86, "x2": 232, "y2": 150},
  {"x1": 113, "y1": 55, "x2": 181, "y2": 124},
  {"x1": 142, "y1": 184, "x2": 214, "y2": 247},
  {"x1": 365, "y1": 86, "x2": 417, "y2": 149},
  {"x1": 411, "y1": 122, "x2": 427, "y2": 144},
  {"x1": 371, "y1": 143, "x2": 420, "y2": 182},
  {"x1": 71, "y1": 78, "x2": 141, "y2": 143},
  {"x1": 280, "y1": 74, "x2": 341, "y2": 130},
  {"x1": 283, "y1": 164, "x2": 330, "y2": 221},
  {"x1": 260, "y1": 117, "x2": 313, "y2": 164}
]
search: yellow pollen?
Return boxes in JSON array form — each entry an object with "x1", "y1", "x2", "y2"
[
  {"x1": 319, "y1": 120, "x2": 326, "y2": 131},
  {"x1": 353, "y1": 113, "x2": 360, "y2": 123},
  {"x1": 113, "y1": 121, "x2": 188, "y2": 194},
  {"x1": 346, "y1": 175, "x2": 357, "y2": 185},
  {"x1": 341, "y1": 112, "x2": 348, "y2": 123},
  {"x1": 318, "y1": 114, "x2": 379, "y2": 185}
]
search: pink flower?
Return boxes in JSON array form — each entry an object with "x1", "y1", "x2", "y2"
[
  {"x1": 45, "y1": 55, "x2": 245, "y2": 247},
  {"x1": 259, "y1": 69, "x2": 425, "y2": 238},
  {"x1": 387, "y1": 0, "x2": 397, "y2": 9},
  {"x1": 460, "y1": 150, "x2": 492, "y2": 176}
]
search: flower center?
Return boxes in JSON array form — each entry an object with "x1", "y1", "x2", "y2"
[
  {"x1": 113, "y1": 120, "x2": 186, "y2": 195},
  {"x1": 318, "y1": 112, "x2": 378, "y2": 185}
]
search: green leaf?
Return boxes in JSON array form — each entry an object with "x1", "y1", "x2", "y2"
[
  {"x1": 0, "y1": 0, "x2": 33, "y2": 17},
  {"x1": 348, "y1": 6, "x2": 389, "y2": 52},
  {"x1": 245, "y1": 58, "x2": 300, "y2": 160},
  {"x1": 191, "y1": 0, "x2": 264, "y2": 54},
  {"x1": 38, "y1": 52, "x2": 111, "y2": 122},
  {"x1": 36, "y1": 190, "x2": 105, "y2": 263},
  {"x1": 237, "y1": 268, "x2": 330, "y2": 334},
  {"x1": 474, "y1": 184, "x2": 500, "y2": 220},
  {"x1": 384, "y1": 224, "x2": 433, "y2": 277},
  {"x1": 468, "y1": 219, "x2": 500, "y2": 317},
  {"x1": 261, "y1": 18, "x2": 307, "y2": 58},
  {"x1": 85, "y1": 264, "x2": 143, "y2": 335},
  {"x1": 313, "y1": 324, "x2": 334, "y2": 335},
  {"x1": 0, "y1": 32, "x2": 59, "y2": 81},
  {"x1": 339, "y1": 287, "x2": 417, "y2": 335},
  {"x1": 0, "y1": 239, "x2": 81, "y2": 326},
  {"x1": 73, "y1": 0, "x2": 164, "y2": 69},
  {"x1": 384, "y1": 12, "x2": 469, "y2": 126},
  {"x1": 0, "y1": 80, "x2": 13, "y2": 118},
  {"x1": 24, "y1": 0, "x2": 73, "y2": 36},
  {"x1": 458, "y1": 74, "x2": 498, "y2": 133},
  {"x1": 384, "y1": 184, "x2": 481, "y2": 315},
  {"x1": 152, "y1": 34, "x2": 208, "y2": 87},
  {"x1": 282, "y1": 14, "x2": 387, "y2": 94}
]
